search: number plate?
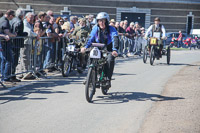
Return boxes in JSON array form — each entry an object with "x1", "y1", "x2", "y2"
[
  {"x1": 90, "y1": 47, "x2": 101, "y2": 59},
  {"x1": 67, "y1": 45, "x2": 75, "y2": 52},
  {"x1": 150, "y1": 38, "x2": 158, "y2": 45}
]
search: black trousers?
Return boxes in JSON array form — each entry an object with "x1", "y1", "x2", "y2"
[{"x1": 104, "y1": 53, "x2": 115, "y2": 80}]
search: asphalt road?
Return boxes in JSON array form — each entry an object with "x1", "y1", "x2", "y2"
[{"x1": 0, "y1": 50, "x2": 200, "y2": 133}]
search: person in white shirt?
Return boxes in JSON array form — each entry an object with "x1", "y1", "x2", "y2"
[{"x1": 145, "y1": 17, "x2": 166, "y2": 57}]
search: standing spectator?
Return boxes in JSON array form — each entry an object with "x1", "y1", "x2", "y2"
[
  {"x1": 134, "y1": 22, "x2": 142, "y2": 55},
  {"x1": 88, "y1": 14, "x2": 96, "y2": 29},
  {"x1": 115, "y1": 21, "x2": 125, "y2": 57},
  {"x1": 55, "y1": 17, "x2": 65, "y2": 66},
  {"x1": 22, "y1": 12, "x2": 38, "y2": 79},
  {"x1": 10, "y1": 8, "x2": 28, "y2": 82},
  {"x1": 109, "y1": 19, "x2": 115, "y2": 27},
  {"x1": 177, "y1": 30, "x2": 182, "y2": 48},
  {"x1": 0, "y1": 33, "x2": 10, "y2": 75},
  {"x1": 46, "y1": 10, "x2": 58, "y2": 29},
  {"x1": 140, "y1": 27, "x2": 147, "y2": 51},
  {"x1": 43, "y1": 16, "x2": 59, "y2": 72},
  {"x1": 74, "y1": 16, "x2": 79, "y2": 27},
  {"x1": 120, "y1": 21, "x2": 124, "y2": 28},
  {"x1": 122, "y1": 24, "x2": 129, "y2": 57},
  {"x1": 55, "y1": 17, "x2": 65, "y2": 35},
  {"x1": 126, "y1": 22, "x2": 135, "y2": 56},
  {"x1": 42, "y1": 15, "x2": 50, "y2": 31},
  {"x1": 46, "y1": 10, "x2": 54, "y2": 17},
  {"x1": 33, "y1": 14, "x2": 38, "y2": 25},
  {"x1": 34, "y1": 11, "x2": 47, "y2": 37},
  {"x1": 69, "y1": 16, "x2": 76, "y2": 33},
  {"x1": 124, "y1": 20, "x2": 128, "y2": 27},
  {"x1": 63, "y1": 16, "x2": 68, "y2": 22},
  {"x1": 0, "y1": 10, "x2": 16, "y2": 83}
]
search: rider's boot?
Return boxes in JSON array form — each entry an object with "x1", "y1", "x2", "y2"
[{"x1": 106, "y1": 80, "x2": 111, "y2": 88}]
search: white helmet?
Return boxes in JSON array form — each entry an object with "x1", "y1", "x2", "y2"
[{"x1": 96, "y1": 12, "x2": 110, "y2": 22}]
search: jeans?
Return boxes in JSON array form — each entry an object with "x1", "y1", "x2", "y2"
[
  {"x1": 118, "y1": 36, "x2": 124, "y2": 56},
  {"x1": 0, "y1": 42, "x2": 13, "y2": 81},
  {"x1": 128, "y1": 38, "x2": 134, "y2": 53},
  {"x1": 178, "y1": 41, "x2": 182, "y2": 48},
  {"x1": 43, "y1": 42, "x2": 55, "y2": 69},
  {"x1": 123, "y1": 37, "x2": 128, "y2": 55}
]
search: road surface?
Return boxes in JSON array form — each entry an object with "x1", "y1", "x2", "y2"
[{"x1": 0, "y1": 50, "x2": 200, "y2": 133}]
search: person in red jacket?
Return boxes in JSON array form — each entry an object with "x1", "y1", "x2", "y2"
[{"x1": 177, "y1": 30, "x2": 182, "y2": 48}]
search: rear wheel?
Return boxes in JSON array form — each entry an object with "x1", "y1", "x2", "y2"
[
  {"x1": 150, "y1": 46, "x2": 155, "y2": 65},
  {"x1": 167, "y1": 46, "x2": 171, "y2": 64},
  {"x1": 143, "y1": 46, "x2": 148, "y2": 63},
  {"x1": 85, "y1": 67, "x2": 96, "y2": 103},
  {"x1": 61, "y1": 55, "x2": 71, "y2": 77}
]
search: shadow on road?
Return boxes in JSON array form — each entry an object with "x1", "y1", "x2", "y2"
[
  {"x1": 0, "y1": 86, "x2": 68, "y2": 104},
  {"x1": 157, "y1": 63, "x2": 199, "y2": 66},
  {"x1": 93, "y1": 92, "x2": 184, "y2": 104},
  {"x1": 113, "y1": 73, "x2": 136, "y2": 77},
  {"x1": 0, "y1": 75, "x2": 87, "y2": 104}
]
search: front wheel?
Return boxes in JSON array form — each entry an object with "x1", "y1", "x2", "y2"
[
  {"x1": 143, "y1": 46, "x2": 148, "y2": 63},
  {"x1": 85, "y1": 67, "x2": 96, "y2": 103},
  {"x1": 61, "y1": 55, "x2": 71, "y2": 77},
  {"x1": 150, "y1": 46, "x2": 155, "y2": 65},
  {"x1": 167, "y1": 46, "x2": 171, "y2": 64}
]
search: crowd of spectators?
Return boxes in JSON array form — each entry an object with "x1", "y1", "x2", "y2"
[
  {"x1": 0, "y1": 8, "x2": 146, "y2": 84},
  {"x1": 110, "y1": 19, "x2": 146, "y2": 57}
]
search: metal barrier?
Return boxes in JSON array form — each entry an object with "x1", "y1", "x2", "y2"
[
  {"x1": 0, "y1": 36, "x2": 67, "y2": 88},
  {"x1": 118, "y1": 35, "x2": 147, "y2": 56}
]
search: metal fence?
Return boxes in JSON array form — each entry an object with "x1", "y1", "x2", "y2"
[
  {"x1": 118, "y1": 35, "x2": 147, "y2": 56},
  {"x1": 0, "y1": 36, "x2": 67, "y2": 88}
]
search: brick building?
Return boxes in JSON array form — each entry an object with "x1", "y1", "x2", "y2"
[{"x1": 0, "y1": 0, "x2": 199, "y2": 33}]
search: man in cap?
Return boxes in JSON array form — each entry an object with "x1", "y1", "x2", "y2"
[
  {"x1": 145, "y1": 17, "x2": 166, "y2": 58},
  {"x1": 63, "y1": 16, "x2": 68, "y2": 22}
]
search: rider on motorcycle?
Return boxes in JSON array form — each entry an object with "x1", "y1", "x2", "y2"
[
  {"x1": 145, "y1": 17, "x2": 166, "y2": 57},
  {"x1": 81, "y1": 12, "x2": 119, "y2": 87},
  {"x1": 71, "y1": 18, "x2": 90, "y2": 69}
]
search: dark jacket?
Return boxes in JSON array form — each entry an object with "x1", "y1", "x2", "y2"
[{"x1": 11, "y1": 17, "x2": 28, "y2": 48}]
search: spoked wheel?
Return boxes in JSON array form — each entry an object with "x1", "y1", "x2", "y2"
[
  {"x1": 150, "y1": 46, "x2": 155, "y2": 65},
  {"x1": 101, "y1": 86, "x2": 109, "y2": 95},
  {"x1": 85, "y1": 67, "x2": 96, "y2": 103},
  {"x1": 61, "y1": 55, "x2": 71, "y2": 77},
  {"x1": 167, "y1": 46, "x2": 171, "y2": 65},
  {"x1": 143, "y1": 46, "x2": 148, "y2": 63}
]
